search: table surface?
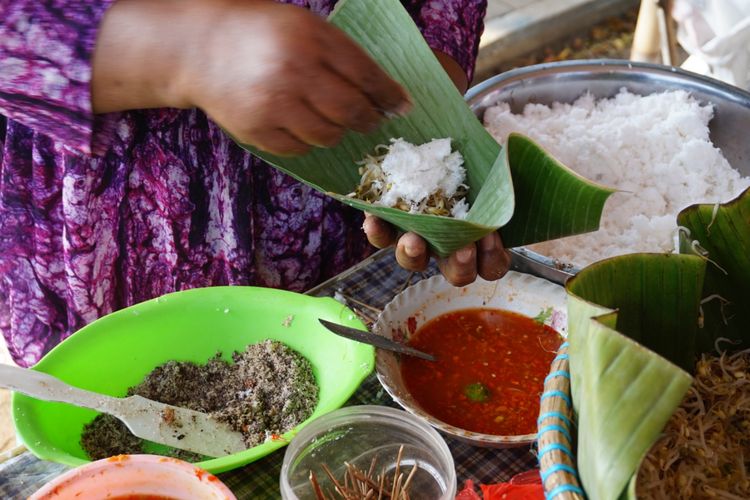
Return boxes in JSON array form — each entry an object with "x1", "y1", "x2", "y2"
[{"x1": 0, "y1": 250, "x2": 539, "y2": 499}]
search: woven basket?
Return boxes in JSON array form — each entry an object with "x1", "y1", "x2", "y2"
[{"x1": 538, "y1": 341, "x2": 585, "y2": 499}]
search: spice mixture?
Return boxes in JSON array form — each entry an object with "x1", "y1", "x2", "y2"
[{"x1": 81, "y1": 339, "x2": 318, "y2": 461}]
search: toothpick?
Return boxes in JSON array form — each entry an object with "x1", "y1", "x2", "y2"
[
  {"x1": 310, "y1": 470, "x2": 327, "y2": 500},
  {"x1": 401, "y1": 464, "x2": 418, "y2": 499}
]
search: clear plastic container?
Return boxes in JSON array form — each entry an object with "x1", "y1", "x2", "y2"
[{"x1": 280, "y1": 405, "x2": 456, "y2": 500}]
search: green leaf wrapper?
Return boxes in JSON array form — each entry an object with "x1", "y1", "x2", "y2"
[
  {"x1": 235, "y1": 0, "x2": 613, "y2": 256},
  {"x1": 566, "y1": 187, "x2": 750, "y2": 499}
]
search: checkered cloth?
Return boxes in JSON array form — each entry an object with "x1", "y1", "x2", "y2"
[{"x1": 0, "y1": 250, "x2": 538, "y2": 499}]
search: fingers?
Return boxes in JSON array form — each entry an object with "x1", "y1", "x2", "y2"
[
  {"x1": 247, "y1": 127, "x2": 311, "y2": 157},
  {"x1": 362, "y1": 213, "x2": 398, "y2": 249},
  {"x1": 320, "y1": 30, "x2": 411, "y2": 116},
  {"x1": 395, "y1": 232, "x2": 429, "y2": 272},
  {"x1": 437, "y1": 244, "x2": 478, "y2": 287},
  {"x1": 305, "y1": 70, "x2": 383, "y2": 134},
  {"x1": 477, "y1": 232, "x2": 512, "y2": 281},
  {"x1": 365, "y1": 222, "x2": 509, "y2": 287},
  {"x1": 283, "y1": 101, "x2": 345, "y2": 147}
]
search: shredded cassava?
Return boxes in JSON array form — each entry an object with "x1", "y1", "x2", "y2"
[
  {"x1": 349, "y1": 138, "x2": 469, "y2": 218},
  {"x1": 636, "y1": 346, "x2": 750, "y2": 499}
]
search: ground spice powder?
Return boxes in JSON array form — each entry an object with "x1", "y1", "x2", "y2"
[{"x1": 81, "y1": 339, "x2": 318, "y2": 461}]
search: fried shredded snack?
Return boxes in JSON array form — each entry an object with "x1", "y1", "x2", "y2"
[{"x1": 637, "y1": 345, "x2": 750, "y2": 499}]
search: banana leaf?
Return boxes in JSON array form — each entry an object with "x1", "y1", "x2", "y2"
[
  {"x1": 566, "y1": 187, "x2": 750, "y2": 500},
  {"x1": 235, "y1": 0, "x2": 614, "y2": 256},
  {"x1": 677, "y1": 188, "x2": 750, "y2": 351}
]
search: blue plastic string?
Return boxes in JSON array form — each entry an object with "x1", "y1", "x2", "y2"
[
  {"x1": 538, "y1": 424, "x2": 572, "y2": 443},
  {"x1": 554, "y1": 353, "x2": 569, "y2": 362},
  {"x1": 559, "y1": 341, "x2": 570, "y2": 349},
  {"x1": 537, "y1": 411, "x2": 572, "y2": 428},
  {"x1": 546, "y1": 484, "x2": 585, "y2": 499},
  {"x1": 541, "y1": 464, "x2": 578, "y2": 484},
  {"x1": 541, "y1": 390, "x2": 572, "y2": 407},
  {"x1": 544, "y1": 370, "x2": 571, "y2": 384},
  {"x1": 540, "y1": 463, "x2": 578, "y2": 483},
  {"x1": 538, "y1": 443, "x2": 573, "y2": 459}
]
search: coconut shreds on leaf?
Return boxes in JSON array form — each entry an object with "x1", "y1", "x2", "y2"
[{"x1": 349, "y1": 138, "x2": 469, "y2": 218}]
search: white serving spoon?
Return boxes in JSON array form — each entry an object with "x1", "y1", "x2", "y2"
[{"x1": 0, "y1": 364, "x2": 246, "y2": 458}]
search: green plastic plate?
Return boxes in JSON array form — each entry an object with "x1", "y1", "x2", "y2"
[{"x1": 12, "y1": 286, "x2": 374, "y2": 474}]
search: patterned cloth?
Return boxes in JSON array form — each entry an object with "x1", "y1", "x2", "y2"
[
  {"x1": 0, "y1": 0, "x2": 487, "y2": 367},
  {"x1": 0, "y1": 250, "x2": 538, "y2": 499}
]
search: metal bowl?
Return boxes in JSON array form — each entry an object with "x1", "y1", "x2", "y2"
[{"x1": 466, "y1": 59, "x2": 750, "y2": 284}]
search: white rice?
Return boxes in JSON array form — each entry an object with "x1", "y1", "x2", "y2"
[{"x1": 484, "y1": 89, "x2": 750, "y2": 267}]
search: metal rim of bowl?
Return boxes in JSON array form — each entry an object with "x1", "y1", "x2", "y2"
[{"x1": 466, "y1": 58, "x2": 750, "y2": 107}]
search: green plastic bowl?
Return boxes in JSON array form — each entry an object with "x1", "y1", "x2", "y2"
[{"x1": 12, "y1": 286, "x2": 374, "y2": 474}]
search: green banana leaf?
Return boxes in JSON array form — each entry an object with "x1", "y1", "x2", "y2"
[
  {"x1": 677, "y1": 188, "x2": 750, "y2": 351},
  {"x1": 566, "y1": 187, "x2": 750, "y2": 500},
  {"x1": 235, "y1": 0, "x2": 614, "y2": 256}
]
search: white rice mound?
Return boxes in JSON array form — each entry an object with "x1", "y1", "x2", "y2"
[{"x1": 484, "y1": 89, "x2": 750, "y2": 266}]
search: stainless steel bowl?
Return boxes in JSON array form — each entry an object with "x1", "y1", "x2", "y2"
[{"x1": 466, "y1": 59, "x2": 750, "y2": 284}]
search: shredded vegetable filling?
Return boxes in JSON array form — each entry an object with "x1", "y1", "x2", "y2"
[{"x1": 637, "y1": 348, "x2": 750, "y2": 499}]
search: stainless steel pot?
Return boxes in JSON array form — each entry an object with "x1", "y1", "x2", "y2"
[{"x1": 466, "y1": 59, "x2": 750, "y2": 284}]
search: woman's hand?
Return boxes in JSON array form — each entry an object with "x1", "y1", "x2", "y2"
[
  {"x1": 92, "y1": 0, "x2": 410, "y2": 156},
  {"x1": 363, "y1": 49, "x2": 511, "y2": 286},
  {"x1": 363, "y1": 214, "x2": 511, "y2": 286}
]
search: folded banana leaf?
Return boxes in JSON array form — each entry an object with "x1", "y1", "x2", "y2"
[
  {"x1": 566, "y1": 187, "x2": 750, "y2": 500},
  {"x1": 235, "y1": 0, "x2": 613, "y2": 256}
]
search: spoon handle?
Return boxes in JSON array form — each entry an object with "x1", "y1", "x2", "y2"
[{"x1": 0, "y1": 364, "x2": 122, "y2": 413}]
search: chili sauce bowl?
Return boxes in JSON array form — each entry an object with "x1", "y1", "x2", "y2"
[
  {"x1": 13, "y1": 286, "x2": 374, "y2": 474},
  {"x1": 374, "y1": 272, "x2": 567, "y2": 448},
  {"x1": 30, "y1": 454, "x2": 236, "y2": 499}
]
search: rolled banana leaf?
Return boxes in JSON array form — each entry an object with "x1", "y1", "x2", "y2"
[
  {"x1": 235, "y1": 0, "x2": 614, "y2": 256},
  {"x1": 566, "y1": 187, "x2": 750, "y2": 500}
]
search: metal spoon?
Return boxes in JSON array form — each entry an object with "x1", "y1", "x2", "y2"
[{"x1": 318, "y1": 319, "x2": 436, "y2": 362}]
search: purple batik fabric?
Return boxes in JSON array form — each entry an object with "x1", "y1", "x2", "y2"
[{"x1": 0, "y1": 0, "x2": 486, "y2": 367}]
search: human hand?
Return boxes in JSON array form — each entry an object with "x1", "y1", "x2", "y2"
[
  {"x1": 363, "y1": 214, "x2": 512, "y2": 286},
  {"x1": 93, "y1": 0, "x2": 410, "y2": 156}
]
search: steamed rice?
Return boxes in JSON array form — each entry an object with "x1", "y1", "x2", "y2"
[{"x1": 484, "y1": 89, "x2": 750, "y2": 266}]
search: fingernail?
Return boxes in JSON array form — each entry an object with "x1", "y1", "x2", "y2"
[
  {"x1": 480, "y1": 234, "x2": 496, "y2": 252},
  {"x1": 394, "y1": 99, "x2": 412, "y2": 116},
  {"x1": 404, "y1": 244, "x2": 420, "y2": 258},
  {"x1": 456, "y1": 247, "x2": 473, "y2": 264},
  {"x1": 383, "y1": 100, "x2": 412, "y2": 118}
]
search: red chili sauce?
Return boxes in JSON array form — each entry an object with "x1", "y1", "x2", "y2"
[{"x1": 401, "y1": 308, "x2": 562, "y2": 436}]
